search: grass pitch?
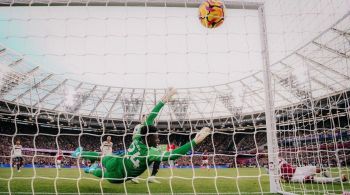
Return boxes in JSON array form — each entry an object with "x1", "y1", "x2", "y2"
[{"x1": 0, "y1": 167, "x2": 349, "y2": 194}]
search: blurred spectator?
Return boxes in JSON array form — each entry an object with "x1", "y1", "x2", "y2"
[{"x1": 0, "y1": 124, "x2": 349, "y2": 168}]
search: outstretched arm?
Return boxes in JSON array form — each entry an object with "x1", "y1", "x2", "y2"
[
  {"x1": 149, "y1": 127, "x2": 212, "y2": 162},
  {"x1": 133, "y1": 88, "x2": 177, "y2": 141},
  {"x1": 156, "y1": 140, "x2": 196, "y2": 161},
  {"x1": 81, "y1": 151, "x2": 100, "y2": 162},
  {"x1": 143, "y1": 87, "x2": 177, "y2": 126},
  {"x1": 143, "y1": 101, "x2": 165, "y2": 126}
]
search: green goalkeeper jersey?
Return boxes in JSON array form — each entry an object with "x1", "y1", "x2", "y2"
[
  {"x1": 122, "y1": 138, "x2": 196, "y2": 179},
  {"x1": 93, "y1": 137, "x2": 196, "y2": 183},
  {"x1": 132, "y1": 101, "x2": 165, "y2": 141},
  {"x1": 85, "y1": 100, "x2": 196, "y2": 183}
]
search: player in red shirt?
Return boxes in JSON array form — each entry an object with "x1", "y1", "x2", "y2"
[
  {"x1": 56, "y1": 149, "x2": 64, "y2": 170},
  {"x1": 167, "y1": 141, "x2": 176, "y2": 168},
  {"x1": 201, "y1": 149, "x2": 209, "y2": 170},
  {"x1": 278, "y1": 158, "x2": 347, "y2": 183},
  {"x1": 166, "y1": 142, "x2": 176, "y2": 151}
]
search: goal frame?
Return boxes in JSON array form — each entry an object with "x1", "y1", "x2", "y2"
[{"x1": 0, "y1": 0, "x2": 282, "y2": 193}]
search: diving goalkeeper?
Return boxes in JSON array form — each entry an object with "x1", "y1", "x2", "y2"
[{"x1": 72, "y1": 88, "x2": 212, "y2": 183}]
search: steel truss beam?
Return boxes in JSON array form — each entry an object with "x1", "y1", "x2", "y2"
[
  {"x1": 106, "y1": 88, "x2": 123, "y2": 119},
  {"x1": 331, "y1": 28, "x2": 350, "y2": 37},
  {"x1": 212, "y1": 85, "x2": 231, "y2": 115},
  {"x1": 252, "y1": 74, "x2": 293, "y2": 104},
  {"x1": 169, "y1": 98, "x2": 189, "y2": 121},
  {"x1": 272, "y1": 72, "x2": 312, "y2": 100},
  {"x1": 239, "y1": 80, "x2": 264, "y2": 111},
  {"x1": 12, "y1": 74, "x2": 53, "y2": 102},
  {"x1": 8, "y1": 58, "x2": 23, "y2": 67},
  {"x1": 299, "y1": 57, "x2": 348, "y2": 89},
  {"x1": 0, "y1": 66, "x2": 39, "y2": 95},
  {"x1": 53, "y1": 82, "x2": 83, "y2": 110},
  {"x1": 224, "y1": 83, "x2": 254, "y2": 114},
  {"x1": 188, "y1": 90, "x2": 208, "y2": 123},
  {"x1": 71, "y1": 85, "x2": 97, "y2": 113},
  {"x1": 312, "y1": 41, "x2": 349, "y2": 58},
  {"x1": 89, "y1": 87, "x2": 111, "y2": 116},
  {"x1": 190, "y1": 87, "x2": 215, "y2": 124},
  {"x1": 26, "y1": 66, "x2": 40, "y2": 75},
  {"x1": 122, "y1": 89, "x2": 143, "y2": 122},
  {"x1": 34, "y1": 79, "x2": 68, "y2": 107},
  {"x1": 218, "y1": 93, "x2": 243, "y2": 116},
  {"x1": 239, "y1": 80, "x2": 264, "y2": 102},
  {"x1": 278, "y1": 63, "x2": 312, "y2": 99},
  {"x1": 296, "y1": 53, "x2": 350, "y2": 80},
  {"x1": 138, "y1": 89, "x2": 146, "y2": 120},
  {"x1": 279, "y1": 61, "x2": 336, "y2": 94},
  {"x1": 311, "y1": 76, "x2": 336, "y2": 93},
  {"x1": 153, "y1": 89, "x2": 157, "y2": 106}
]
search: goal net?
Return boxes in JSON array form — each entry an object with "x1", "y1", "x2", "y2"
[
  {"x1": 0, "y1": 0, "x2": 349, "y2": 194},
  {"x1": 270, "y1": 11, "x2": 350, "y2": 194}
]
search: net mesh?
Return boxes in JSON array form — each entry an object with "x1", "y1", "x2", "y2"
[{"x1": 0, "y1": 0, "x2": 349, "y2": 194}]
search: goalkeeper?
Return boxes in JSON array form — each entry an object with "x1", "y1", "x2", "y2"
[
  {"x1": 129, "y1": 87, "x2": 177, "y2": 183},
  {"x1": 72, "y1": 88, "x2": 212, "y2": 183},
  {"x1": 76, "y1": 87, "x2": 176, "y2": 173}
]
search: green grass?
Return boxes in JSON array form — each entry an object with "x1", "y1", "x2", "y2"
[{"x1": 0, "y1": 168, "x2": 349, "y2": 194}]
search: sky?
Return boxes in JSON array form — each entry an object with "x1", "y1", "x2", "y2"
[
  {"x1": 0, "y1": 0, "x2": 348, "y2": 119},
  {"x1": 0, "y1": 5, "x2": 262, "y2": 88},
  {"x1": 0, "y1": 0, "x2": 349, "y2": 89}
]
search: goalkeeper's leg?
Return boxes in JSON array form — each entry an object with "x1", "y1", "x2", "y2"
[
  {"x1": 151, "y1": 161, "x2": 160, "y2": 176},
  {"x1": 72, "y1": 147, "x2": 100, "y2": 163},
  {"x1": 90, "y1": 156, "x2": 125, "y2": 184},
  {"x1": 148, "y1": 161, "x2": 161, "y2": 183},
  {"x1": 85, "y1": 156, "x2": 113, "y2": 177},
  {"x1": 72, "y1": 147, "x2": 102, "y2": 173},
  {"x1": 90, "y1": 168, "x2": 124, "y2": 183}
]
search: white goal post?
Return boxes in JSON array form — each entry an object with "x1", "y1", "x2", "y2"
[{"x1": 0, "y1": 0, "x2": 349, "y2": 195}]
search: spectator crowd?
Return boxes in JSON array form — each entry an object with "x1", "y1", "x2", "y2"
[{"x1": 0, "y1": 124, "x2": 349, "y2": 169}]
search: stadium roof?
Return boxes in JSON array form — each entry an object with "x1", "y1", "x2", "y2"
[{"x1": 0, "y1": 2, "x2": 349, "y2": 121}]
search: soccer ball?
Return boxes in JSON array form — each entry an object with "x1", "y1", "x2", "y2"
[{"x1": 199, "y1": 0, "x2": 225, "y2": 28}]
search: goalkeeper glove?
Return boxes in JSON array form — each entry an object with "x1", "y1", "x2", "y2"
[
  {"x1": 161, "y1": 87, "x2": 177, "y2": 103},
  {"x1": 194, "y1": 127, "x2": 212, "y2": 144}
]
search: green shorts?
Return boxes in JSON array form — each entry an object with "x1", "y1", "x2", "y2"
[{"x1": 100, "y1": 155, "x2": 125, "y2": 183}]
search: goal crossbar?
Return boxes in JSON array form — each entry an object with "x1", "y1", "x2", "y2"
[{"x1": 0, "y1": 0, "x2": 263, "y2": 9}]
